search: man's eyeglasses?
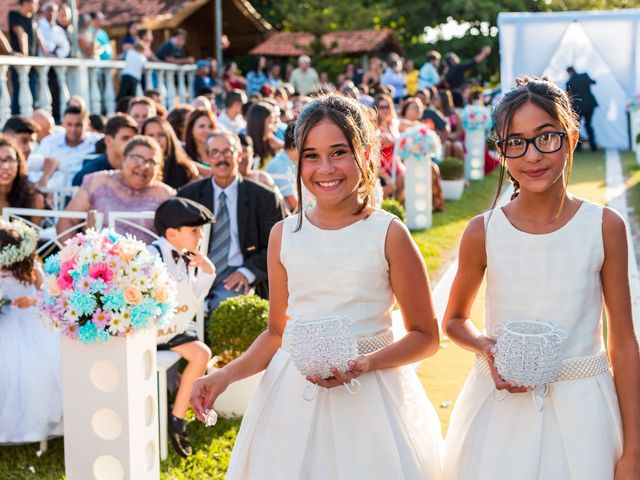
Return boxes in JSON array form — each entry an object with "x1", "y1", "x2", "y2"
[
  {"x1": 496, "y1": 132, "x2": 566, "y2": 159},
  {"x1": 125, "y1": 153, "x2": 158, "y2": 168},
  {"x1": 207, "y1": 148, "x2": 236, "y2": 159}
]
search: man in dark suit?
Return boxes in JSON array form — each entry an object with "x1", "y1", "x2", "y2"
[
  {"x1": 178, "y1": 130, "x2": 285, "y2": 311},
  {"x1": 566, "y1": 66, "x2": 598, "y2": 151}
]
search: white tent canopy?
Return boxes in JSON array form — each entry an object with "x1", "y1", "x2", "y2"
[{"x1": 498, "y1": 9, "x2": 640, "y2": 149}]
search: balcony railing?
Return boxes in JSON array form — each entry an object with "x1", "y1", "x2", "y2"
[{"x1": 0, "y1": 55, "x2": 197, "y2": 127}]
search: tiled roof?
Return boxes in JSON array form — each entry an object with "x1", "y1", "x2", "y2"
[
  {"x1": 1, "y1": 0, "x2": 271, "y2": 33},
  {"x1": 250, "y1": 29, "x2": 400, "y2": 57}
]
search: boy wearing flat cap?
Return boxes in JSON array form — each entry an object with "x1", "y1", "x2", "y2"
[{"x1": 150, "y1": 197, "x2": 216, "y2": 458}]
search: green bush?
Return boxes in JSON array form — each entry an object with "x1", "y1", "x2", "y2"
[
  {"x1": 439, "y1": 157, "x2": 464, "y2": 180},
  {"x1": 381, "y1": 198, "x2": 406, "y2": 222},
  {"x1": 636, "y1": 132, "x2": 640, "y2": 144},
  {"x1": 208, "y1": 294, "x2": 269, "y2": 367}
]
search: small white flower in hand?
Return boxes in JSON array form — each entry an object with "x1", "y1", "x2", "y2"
[{"x1": 204, "y1": 408, "x2": 218, "y2": 427}]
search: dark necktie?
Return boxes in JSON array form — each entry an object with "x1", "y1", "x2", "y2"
[{"x1": 209, "y1": 191, "x2": 231, "y2": 274}]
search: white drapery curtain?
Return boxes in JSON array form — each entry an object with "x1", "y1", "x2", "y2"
[{"x1": 498, "y1": 10, "x2": 640, "y2": 149}]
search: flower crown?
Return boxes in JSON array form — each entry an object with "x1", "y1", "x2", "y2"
[{"x1": 0, "y1": 219, "x2": 38, "y2": 268}]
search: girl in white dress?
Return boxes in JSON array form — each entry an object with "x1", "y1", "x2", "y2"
[
  {"x1": 442, "y1": 77, "x2": 640, "y2": 479},
  {"x1": 191, "y1": 94, "x2": 443, "y2": 479},
  {"x1": 0, "y1": 219, "x2": 63, "y2": 443}
]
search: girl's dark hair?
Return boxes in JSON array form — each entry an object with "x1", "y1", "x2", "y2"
[
  {"x1": 167, "y1": 105, "x2": 194, "y2": 141},
  {"x1": 437, "y1": 89, "x2": 454, "y2": 117},
  {"x1": 142, "y1": 116, "x2": 196, "y2": 187},
  {"x1": 491, "y1": 76, "x2": 579, "y2": 206},
  {"x1": 183, "y1": 109, "x2": 216, "y2": 162},
  {"x1": 294, "y1": 95, "x2": 379, "y2": 230},
  {"x1": 0, "y1": 226, "x2": 36, "y2": 285},
  {"x1": 246, "y1": 102, "x2": 275, "y2": 162},
  {"x1": 0, "y1": 135, "x2": 43, "y2": 211}
]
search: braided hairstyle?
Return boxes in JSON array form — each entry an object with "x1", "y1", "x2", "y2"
[
  {"x1": 491, "y1": 76, "x2": 579, "y2": 205},
  {"x1": 294, "y1": 95, "x2": 380, "y2": 231}
]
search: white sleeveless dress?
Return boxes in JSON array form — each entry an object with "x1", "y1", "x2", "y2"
[
  {"x1": 442, "y1": 200, "x2": 623, "y2": 479},
  {"x1": 227, "y1": 210, "x2": 443, "y2": 480},
  {"x1": 0, "y1": 275, "x2": 63, "y2": 443}
]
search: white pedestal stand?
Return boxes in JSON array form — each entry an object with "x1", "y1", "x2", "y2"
[
  {"x1": 404, "y1": 157, "x2": 432, "y2": 230},
  {"x1": 61, "y1": 328, "x2": 160, "y2": 480},
  {"x1": 464, "y1": 129, "x2": 486, "y2": 180},
  {"x1": 630, "y1": 110, "x2": 640, "y2": 164}
]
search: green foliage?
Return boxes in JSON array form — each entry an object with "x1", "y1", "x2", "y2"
[
  {"x1": 381, "y1": 198, "x2": 406, "y2": 222},
  {"x1": 439, "y1": 157, "x2": 465, "y2": 180},
  {"x1": 208, "y1": 295, "x2": 269, "y2": 366},
  {"x1": 636, "y1": 133, "x2": 640, "y2": 145}
]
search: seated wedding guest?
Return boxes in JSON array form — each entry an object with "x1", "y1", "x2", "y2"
[
  {"x1": 29, "y1": 105, "x2": 102, "y2": 188},
  {"x1": 217, "y1": 90, "x2": 247, "y2": 134},
  {"x1": 0, "y1": 135, "x2": 46, "y2": 224},
  {"x1": 59, "y1": 136, "x2": 175, "y2": 243},
  {"x1": 150, "y1": 198, "x2": 214, "y2": 457},
  {"x1": 168, "y1": 105, "x2": 195, "y2": 143},
  {"x1": 192, "y1": 96, "x2": 215, "y2": 115},
  {"x1": 72, "y1": 114, "x2": 138, "y2": 186},
  {"x1": 184, "y1": 109, "x2": 216, "y2": 166},
  {"x1": 237, "y1": 133, "x2": 275, "y2": 190},
  {"x1": 67, "y1": 95, "x2": 88, "y2": 112},
  {"x1": 128, "y1": 96, "x2": 157, "y2": 132},
  {"x1": 193, "y1": 59, "x2": 214, "y2": 99},
  {"x1": 31, "y1": 109, "x2": 58, "y2": 143},
  {"x1": 2, "y1": 116, "x2": 38, "y2": 159},
  {"x1": 246, "y1": 102, "x2": 283, "y2": 167},
  {"x1": 178, "y1": 130, "x2": 285, "y2": 310},
  {"x1": 265, "y1": 122, "x2": 297, "y2": 211},
  {"x1": 434, "y1": 88, "x2": 464, "y2": 159},
  {"x1": 0, "y1": 219, "x2": 62, "y2": 444},
  {"x1": 142, "y1": 116, "x2": 198, "y2": 189},
  {"x1": 88, "y1": 114, "x2": 106, "y2": 134},
  {"x1": 374, "y1": 93, "x2": 404, "y2": 202}
]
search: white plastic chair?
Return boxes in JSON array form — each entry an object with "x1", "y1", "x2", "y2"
[
  {"x1": 40, "y1": 187, "x2": 79, "y2": 211},
  {"x1": 108, "y1": 210, "x2": 211, "y2": 461}
]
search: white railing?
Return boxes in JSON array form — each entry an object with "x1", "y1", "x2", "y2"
[{"x1": 0, "y1": 55, "x2": 197, "y2": 127}]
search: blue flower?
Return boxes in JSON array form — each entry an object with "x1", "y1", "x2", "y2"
[
  {"x1": 103, "y1": 290, "x2": 125, "y2": 312},
  {"x1": 81, "y1": 264, "x2": 90, "y2": 277},
  {"x1": 91, "y1": 279, "x2": 107, "y2": 294},
  {"x1": 69, "y1": 290, "x2": 97, "y2": 316},
  {"x1": 107, "y1": 232, "x2": 120, "y2": 243},
  {"x1": 96, "y1": 329, "x2": 110, "y2": 344},
  {"x1": 130, "y1": 306, "x2": 150, "y2": 329},
  {"x1": 43, "y1": 254, "x2": 61, "y2": 275},
  {"x1": 78, "y1": 321, "x2": 98, "y2": 344}
]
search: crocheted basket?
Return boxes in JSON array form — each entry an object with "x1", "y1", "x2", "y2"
[
  {"x1": 288, "y1": 315, "x2": 357, "y2": 379},
  {"x1": 493, "y1": 320, "x2": 567, "y2": 388}
]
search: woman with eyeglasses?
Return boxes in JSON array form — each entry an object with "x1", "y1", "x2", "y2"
[
  {"x1": 442, "y1": 77, "x2": 638, "y2": 479},
  {"x1": 0, "y1": 135, "x2": 46, "y2": 225},
  {"x1": 59, "y1": 136, "x2": 175, "y2": 243}
]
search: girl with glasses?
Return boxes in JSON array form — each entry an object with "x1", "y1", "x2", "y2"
[{"x1": 441, "y1": 77, "x2": 640, "y2": 479}]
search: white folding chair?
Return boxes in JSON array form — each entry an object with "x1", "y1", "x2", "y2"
[
  {"x1": 108, "y1": 211, "x2": 211, "y2": 461},
  {"x1": 40, "y1": 187, "x2": 79, "y2": 211}
]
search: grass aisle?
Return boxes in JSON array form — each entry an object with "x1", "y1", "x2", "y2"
[{"x1": 417, "y1": 151, "x2": 608, "y2": 434}]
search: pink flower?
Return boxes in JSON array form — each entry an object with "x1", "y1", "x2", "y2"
[
  {"x1": 89, "y1": 263, "x2": 114, "y2": 282},
  {"x1": 57, "y1": 262, "x2": 76, "y2": 290},
  {"x1": 92, "y1": 309, "x2": 111, "y2": 328},
  {"x1": 59, "y1": 243, "x2": 82, "y2": 264},
  {"x1": 63, "y1": 323, "x2": 78, "y2": 339}
]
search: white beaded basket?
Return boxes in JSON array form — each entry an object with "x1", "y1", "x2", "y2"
[
  {"x1": 493, "y1": 320, "x2": 567, "y2": 389},
  {"x1": 288, "y1": 315, "x2": 357, "y2": 379}
]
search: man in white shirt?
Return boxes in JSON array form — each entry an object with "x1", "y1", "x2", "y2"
[
  {"x1": 177, "y1": 130, "x2": 285, "y2": 311},
  {"x1": 28, "y1": 105, "x2": 102, "y2": 188},
  {"x1": 217, "y1": 89, "x2": 247, "y2": 134},
  {"x1": 38, "y1": 2, "x2": 70, "y2": 58},
  {"x1": 289, "y1": 55, "x2": 319, "y2": 95}
]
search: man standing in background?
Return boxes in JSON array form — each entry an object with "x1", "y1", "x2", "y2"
[{"x1": 566, "y1": 66, "x2": 599, "y2": 152}]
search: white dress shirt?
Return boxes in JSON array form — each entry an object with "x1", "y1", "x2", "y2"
[
  {"x1": 29, "y1": 130, "x2": 102, "y2": 187},
  {"x1": 211, "y1": 176, "x2": 256, "y2": 284},
  {"x1": 38, "y1": 18, "x2": 71, "y2": 58},
  {"x1": 217, "y1": 110, "x2": 245, "y2": 134}
]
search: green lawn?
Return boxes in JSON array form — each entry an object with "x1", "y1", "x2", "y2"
[
  {"x1": 621, "y1": 150, "x2": 640, "y2": 226},
  {"x1": 0, "y1": 153, "x2": 613, "y2": 478}
]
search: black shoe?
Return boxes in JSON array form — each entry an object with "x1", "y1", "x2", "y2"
[{"x1": 168, "y1": 414, "x2": 193, "y2": 458}]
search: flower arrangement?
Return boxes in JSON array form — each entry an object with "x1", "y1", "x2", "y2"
[
  {"x1": 626, "y1": 94, "x2": 640, "y2": 112},
  {"x1": 397, "y1": 124, "x2": 443, "y2": 163},
  {"x1": 461, "y1": 104, "x2": 493, "y2": 131},
  {"x1": 0, "y1": 219, "x2": 38, "y2": 269},
  {"x1": 38, "y1": 229, "x2": 176, "y2": 344}
]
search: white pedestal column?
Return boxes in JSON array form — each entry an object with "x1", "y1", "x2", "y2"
[
  {"x1": 464, "y1": 129, "x2": 486, "y2": 180},
  {"x1": 61, "y1": 328, "x2": 160, "y2": 480},
  {"x1": 404, "y1": 158, "x2": 432, "y2": 230}
]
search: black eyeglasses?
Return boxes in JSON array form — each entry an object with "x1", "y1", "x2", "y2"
[
  {"x1": 207, "y1": 148, "x2": 236, "y2": 159},
  {"x1": 496, "y1": 132, "x2": 566, "y2": 158}
]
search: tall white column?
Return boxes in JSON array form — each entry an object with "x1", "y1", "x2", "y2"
[
  {"x1": 89, "y1": 67, "x2": 102, "y2": 114},
  {"x1": 177, "y1": 70, "x2": 187, "y2": 104},
  {"x1": 37, "y1": 65, "x2": 52, "y2": 114},
  {"x1": 0, "y1": 65, "x2": 11, "y2": 127},
  {"x1": 165, "y1": 70, "x2": 176, "y2": 110},
  {"x1": 103, "y1": 67, "x2": 116, "y2": 116},
  {"x1": 16, "y1": 65, "x2": 33, "y2": 117},
  {"x1": 156, "y1": 70, "x2": 167, "y2": 109}
]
